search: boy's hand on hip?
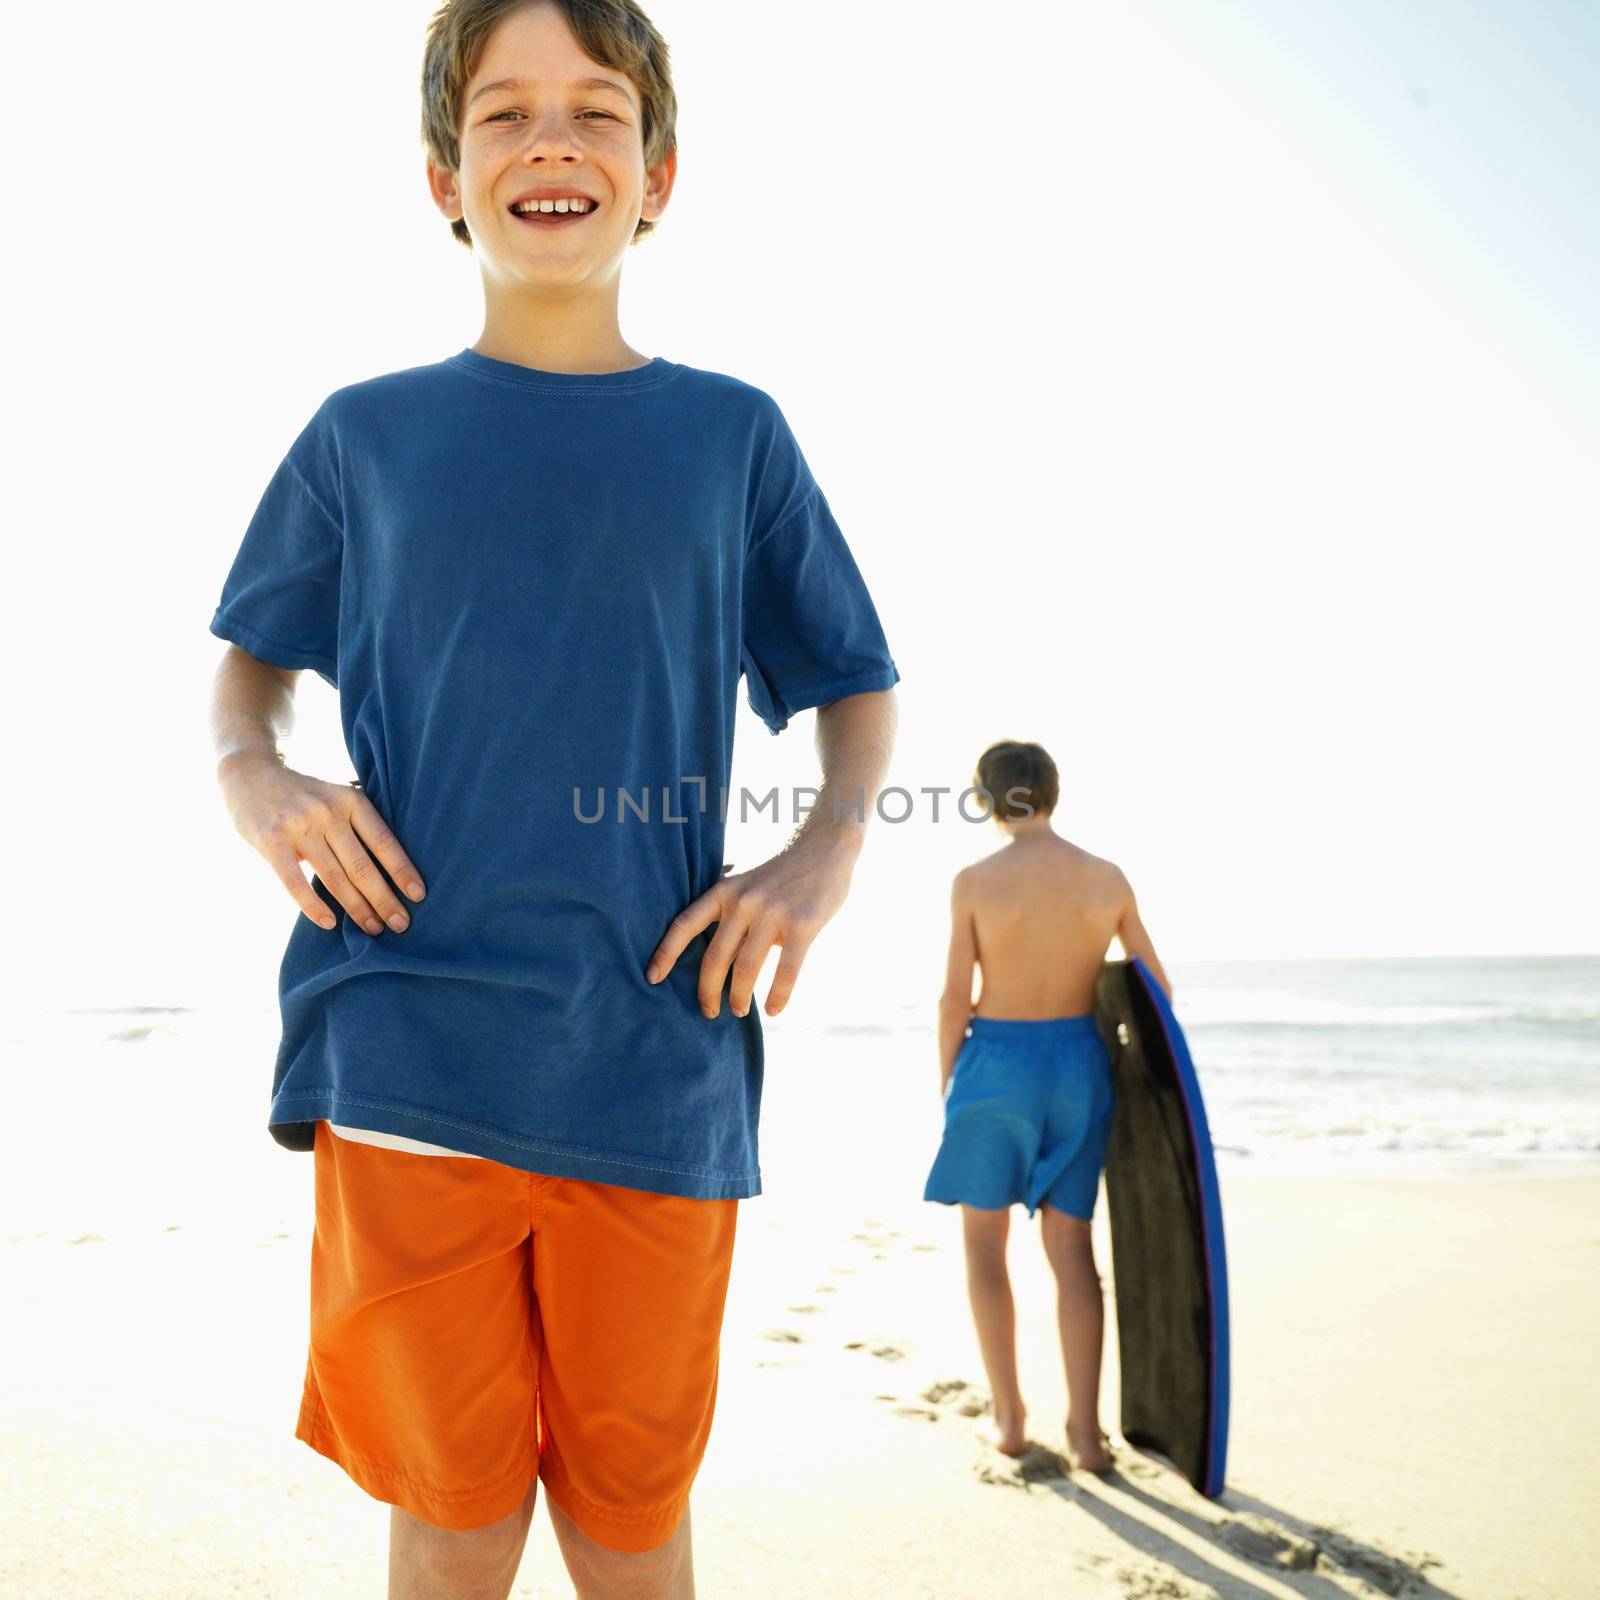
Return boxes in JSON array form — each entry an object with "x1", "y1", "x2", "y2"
[
  {"x1": 645, "y1": 833, "x2": 859, "y2": 1019},
  {"x1": 218, "y1": 751, "x2": 426, "y2": 937}
]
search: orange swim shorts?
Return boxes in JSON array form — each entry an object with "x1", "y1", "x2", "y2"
[{"x1": 293, "y1": 1120, "x2": 740, "y2": 1551}]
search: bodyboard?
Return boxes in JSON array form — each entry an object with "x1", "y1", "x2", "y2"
[{"x1": 1093, "y1": 955, "x2": 1230, "y2": 1496}]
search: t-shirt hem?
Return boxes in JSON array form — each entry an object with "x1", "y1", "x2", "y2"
[
  {"x1": 210, "y1": 608, "x2": 338, "y2": 684},
  {"x1": 270, "y1": 1091, "x2": 762, "y2": 1200},
  {"x1": 762, "y1": 661, "x2": 902, "y2": 735}
]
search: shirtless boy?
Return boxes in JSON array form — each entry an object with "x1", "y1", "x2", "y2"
[{"x1": 925, "y1": 740, "x2": 1173, "y2": 1471}]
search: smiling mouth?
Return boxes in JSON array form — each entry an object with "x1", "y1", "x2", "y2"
[{"x1": 509, "y1": 202, "x2": 600, "y2": 226}]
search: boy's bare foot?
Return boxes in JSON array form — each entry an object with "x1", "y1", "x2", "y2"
[
  {"x1": 1066, "y1": 1422, "x2": 1113, "y2": 1474},
  {"x1": 976, "y1": 1409, "x2": 1028, "y2": 1457}
]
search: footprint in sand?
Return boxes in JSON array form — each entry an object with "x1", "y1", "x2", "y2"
[
  {"x1": 1116, "y1": 1450, "x2": 1164, "y2": 1482},
  {"x1": 843, "y1": 1338, "x2": 909, "y2": 1362},
  {"x1": 827, "y1": 1266, "x2": 860, "y2": 1277},
  {"x1": 1216, "y1": 1515, "x2": 1319, "y2": 1573},
  {"x1": 812, "y1": 1285, "x2": 837, "y2": 1295},
  {"x1": 1113, "y1": 1561, "x2": 1219, "y2": 1599},
  {"x1": 919, "y1": 1380, "x2": 1114, "y2": 1479},
  {"x1": 921, "y1": 1377, "x2": 992, "y2": 1418},
  {"x1": 973, "y1": 1442, "x2": 1072, "y2": 1489},
  {"x1": 953, "y1": 1383, "x2": 1121, "y2": 1476},
  {"x1": 785, "y1": 1304, "x2": 823, "y2": 1315},
  {"x1": 847, "y1": 1222, "x2": 905, "y2": 1252},
  {"x1": 893, "y1": 1405, "x2": 940, "y2": 1422},
  {"x1": 759, "y1": 1329, "x2": 805, "y2": 1344},
  {"x1": 1307, "y1": 1525, "x2": 1441, "y2": 1595}
]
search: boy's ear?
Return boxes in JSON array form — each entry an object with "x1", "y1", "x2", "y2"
[
  {"x1": 426, "y1": 160, "x2": 464, "y2": 225},
  {"x1": 641, "y1": 145, "x2": 677, "y2": 226}
]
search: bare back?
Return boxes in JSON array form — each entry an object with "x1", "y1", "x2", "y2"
[{"x1": 958, "y1": 835, "x2": 1157, "y2": 1018}]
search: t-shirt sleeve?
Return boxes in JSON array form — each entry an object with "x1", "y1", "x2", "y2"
[
  {"x1": 209, "y1": 403, "x2": 343, "y2": 690},
  {"x1": 740, "y1": 403, "x2": 901, "y2": 736}
]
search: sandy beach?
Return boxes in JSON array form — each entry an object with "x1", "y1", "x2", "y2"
[{"x1": 3, "y1": 1003, "x2": 1596, "y2": 1598}]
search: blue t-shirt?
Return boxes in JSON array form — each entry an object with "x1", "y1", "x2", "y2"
[{"x1": 210, "y1": 348, "x2": 901, "y2": 1199}]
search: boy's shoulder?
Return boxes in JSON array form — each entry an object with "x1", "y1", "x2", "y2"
[
  {"x1": 665, "y1": 359, "x2": 785, "y2": 412},
  {"x1": 961, "y1": 839, "x2": 1123, "y2": 882},
  {"x1": 667, "y1": 364, "x2": 805, "y2": 458},
  {"x1": 309, "y1": 354, "x2": 476, "y2": 430}
]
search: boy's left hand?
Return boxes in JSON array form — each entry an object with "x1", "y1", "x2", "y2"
[{"x1": 645, "y1": 833, "x2": 861, "y2": 1019}]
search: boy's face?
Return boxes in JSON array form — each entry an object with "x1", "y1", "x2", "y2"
[{"x1": 428, "y1": 0, "x2": 673, "y2": 290}]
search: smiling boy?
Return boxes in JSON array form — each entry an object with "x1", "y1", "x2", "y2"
[{"x1": 206, "y1": 2, "x2": 900, "y2": 1595}]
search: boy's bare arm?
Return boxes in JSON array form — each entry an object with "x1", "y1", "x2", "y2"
[
  {"x1": 1114, "y1": 868, "x2": 1174, "y2": 1001},
  {"x1": 210, "y1": 644, "x2": 427, "y2": 936},
  {"x1": 645, "y1": 686, "x2": 898, "y2": 1020},
  {"x1": 936, "y1": 870, "x2": 978, "y2": 1094}
]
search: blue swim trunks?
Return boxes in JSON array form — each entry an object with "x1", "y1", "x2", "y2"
[{"x1": 923, "y1": 1014, "x2": 1115, "y2": 1221}]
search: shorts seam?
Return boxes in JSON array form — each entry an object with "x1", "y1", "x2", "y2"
[
  {"x1": 537, "y1": 1453, "x2": 690, "y2": 1526},
  {"x1": 303, "y1": 1399, "x2": 535, "y2": 1503}
]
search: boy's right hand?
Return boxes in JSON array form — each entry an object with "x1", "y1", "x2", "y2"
[{"x1": 218, "y1": 752, "x2": 426, "y2": 936}]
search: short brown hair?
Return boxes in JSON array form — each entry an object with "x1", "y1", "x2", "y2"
[
  {"x1": 973, "y1": 741, "x2": 1059, "y2": 821},
  {"x1": 421, "y1": 0, "x2": 677, "y2": 249}
]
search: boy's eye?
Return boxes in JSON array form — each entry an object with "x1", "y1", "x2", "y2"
[{"x1": 485, "y1": 109, "x2": 617, "y2": 122}]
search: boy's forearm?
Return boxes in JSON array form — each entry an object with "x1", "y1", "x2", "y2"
[
  {"x1": 937, "y1": 1003, "x2": 971, "y2": 1090},
  {"x1": 211, "y1": 648, "x2": 297, "y2": 779},
  {"x1": 794, "y1": 689, "x2": 897, "y2": 859},
  {"x1": 1127, "y1": 940, "x2": 1174, "y2": 1002}
]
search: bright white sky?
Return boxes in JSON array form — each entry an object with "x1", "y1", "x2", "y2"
[{"x1": 9, "y1": 0, "x2": 1596, "y2": 1014}]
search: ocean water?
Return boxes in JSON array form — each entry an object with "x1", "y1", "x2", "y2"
[
  {"x1": 771, "y1": 954, "x2": 1600, "y2": 1183},
  {"x1": 1152, "y1": 954, "x2": 1600, "y2": 1169},
  {"x1": 4, "y1": 955, "x2": 1595, "y2": 1237}
]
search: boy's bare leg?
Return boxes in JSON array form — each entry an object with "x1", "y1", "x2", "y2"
[
  {"x1": 1039, "y1": 1204, "x2": 1112, "y2": 1472},
  {"x1": 389, "y1": 1478, "x2": 537, "y2": 1600},
  {"x1": 960, "y1": 1204, "x2": 1027, "y2": 1454},
  {"x1": 546, "y1": 1493, "x2": 695, "y2": 1599}
]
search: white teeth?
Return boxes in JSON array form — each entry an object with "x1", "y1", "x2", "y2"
[{"x1": 513, "y1": 198, "x2": 593, "y2": 215}]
